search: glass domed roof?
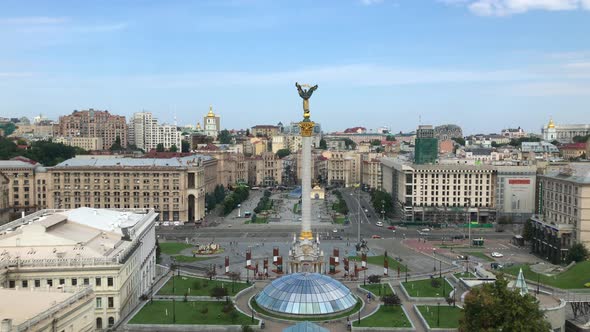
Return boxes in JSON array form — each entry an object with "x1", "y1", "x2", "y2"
[{"x1": 256, "y1": 273, "x2": 356, "y2": 316}]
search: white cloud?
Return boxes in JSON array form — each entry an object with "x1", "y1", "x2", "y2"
[
  {"x1": 0, "y1": 16, "x2": 68, "y2": 25},
  {"x1": 440, "y1": 0, "x2": 590, "y2": 15}
]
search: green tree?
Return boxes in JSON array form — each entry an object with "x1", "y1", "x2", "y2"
[
  {"x1": 276, "y1": 148, "x2": 291, "y2": 159},
  {"x1": 386, "y1": 135, "x2": 396, "y2": 141},
  {"x1": 169, "y1": 144, "x2": 178, "y2": 152},
  {"x1": 210, "y1": 286, "x2": 228, "y2": 299},
  {"x1": 460, "y1": 275, "x2": 550, "y2": 332},
  {"x1": 0, "y1": 137, "x2": 18, "y2": 159},
  {"x1": 381, "y1": 294, "x2": 401, "y2": 306},
  {"x1": 245, "y1": 129, "x2": 250, "y2": 136},
  {"x1": 319, "y1": 138, "x2": 327, "y2": 149},
  {"x1": 0, "y1": 123, "x2": 16, "y2": 136},
  {"x1": 181, "y1": 140, "x2": 190, "y2": 153},
  {"x1": 370, "y1": 139, "x2": 381, "y2": 146},
  {"x1": 572, "y1": 135, "x2": 590, "y2": 143},
  {"x1": 156, "y1": 143, "x2": 165, "y2": 152},
  {"x1": 452, "y1": 137, "x2": 466, "y2": 146},
  {"x1": 110, "y1": 136, "x2": 123, "y2": 151},
  {"x1": 370, "y1": 190, "x2": 394, "y2": 217},
  {"x1": 343, "y1": 138, "x2": 356, "y2": 150},
  {"x1": 522, "y1": 219, "x2": 534, "y2": 242},
  {"x1": 214, "y1": 184, "x2": 226, "y2": 203},
  {"x1": 218, "y1": 129, "x2": 232, "y2": 144},
  {"x1": 566, "y1": 243, "x2": 589, "y2": 263}
]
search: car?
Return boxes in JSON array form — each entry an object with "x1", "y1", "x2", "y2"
[
  {"x1": 387, "y1": 226, "x2": 396, "y2": 230},
  {"x1": 162, "y1": 221, "x2": 170, "y2": 226},
  {"x1": 376, "y1": 221, "x2": 384, "y2": 227},
  {"x1": 333, "y1": 228, "x2": 338, "y2": 233},
  {"x1": 228, "y1": 224, "x2": 232, "y2": 228},
  {"x1": 371, "y1": 235, "x2": 382, "y2": 239},
  {"x1": 366, "y1": 214, "x2": 371, "y2": 218},
  {"x1": 173, "y1": 221, "x2": 181, "y2": 226},
  {"x1": 364, "y1": 209, "x2": 368, "y2": 213},
  {"x1": 154, "y1": 222, "x2": 161, "y2": 227},
  {"x1": 491, "y1": 252, "x2": 504, "y2": 258},
  {"x1": 457, "y1": 255, "x2": 468, "y2": 260},
  {"x1": 420, "y1": 228, "x2": 431, "y2": 232}
]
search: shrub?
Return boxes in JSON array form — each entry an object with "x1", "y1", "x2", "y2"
[
  {"x1": 431, "y1": 278, "x2": 442, "y2": 288},
  {"x1": 200, "y1": 306, "x2": 209, "y2": 314},
  {"x1": 210, "y1": 286, "x2": 228, "y2": 299},
  {"x1": 367, "y1": 274, "x2": 382, "y2": 284}
]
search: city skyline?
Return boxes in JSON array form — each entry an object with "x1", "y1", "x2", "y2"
[{"x1": 1, "y1": 0, "x2": 589, "y2": 133}]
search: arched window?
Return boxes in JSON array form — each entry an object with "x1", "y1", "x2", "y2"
[
  {"x1": 96, "y1": 317, "x2": 103, "y2": 329},
  {"x1": 108, "y1": 317, "x2": 115, "y2": 328}
]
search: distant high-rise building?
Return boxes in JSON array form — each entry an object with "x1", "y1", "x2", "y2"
[
  {"x1": 414, "y1": 125, "x2": 438, "y2": 164},
  {"x1": 58, "y1": 109, "x2": 127, "y2": 150},
  {"x1": 129, "y1": 112, "x2": 181, "y2": 151},
  {"x1": 203, "y1": 106, "x2": 220, "y2": 138}
]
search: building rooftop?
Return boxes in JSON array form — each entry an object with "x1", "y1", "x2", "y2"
[
  {"x1": 544, "y1": 163, "x2": 590, "y2": 184},
  {"x1": 0, "y1": 160, "x2": 38, "y2": 169},
  {"x1": 0, "y1": 289, "x2": 82, "y2": 327},
  {"x1": 0, "y1": 207, "x2": 156, "y2": 266},
  {"x1": 53, "y1": 155, "x2": 212, "y2": 168}
]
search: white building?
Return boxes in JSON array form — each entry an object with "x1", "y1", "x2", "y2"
[
  {"x1": 203, "y1": 106, "x2": 220, "y2": 138},
  {"x1": 0, "y1": 207, "x2": 158, "y2": 331},
  {"x1": 129, "y1": 112, "x2": 181, "y2": 151},
  {"x1": 53, "y1": 136, "x2": 103, "y2": 151},
  {"x1": 542, "y1": 118, "x2": 590, "y2": 143}
]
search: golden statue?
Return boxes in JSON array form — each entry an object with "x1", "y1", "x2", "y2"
[{"x1": 295, "y1": 82, "x2": 318, "y2": 119}]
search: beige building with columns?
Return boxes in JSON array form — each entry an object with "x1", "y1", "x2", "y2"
[
  {"x1": 249, "y1": 152, "x2": 283, "y2": 186},
  {"x1": 0, "y1": 173, "x2": 10, "y2": 224},
  {"x1": 47, "y1": 156, "x2": 208, "y2": 222},
  {"x1": 0, "y1": 159, "x2": 50, "y2": 214},
  {"x1": 0, "y1": 207, "x2": 157, "y2": 331},
  {"x1": 0, "y1": 287, "x2": 95, "y2": 332},
  {"x1": 324, "y1": 151, "x2": 361, "y2": 187}
]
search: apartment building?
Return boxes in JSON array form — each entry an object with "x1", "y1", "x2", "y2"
[
  {"x1": 53, "y1": 136, "x2": 103, "y2": 151},
  {"x1": 325, "y1": 151, "x2": 361, "y2": 187},
  {"x1": 58, "y1": 109, "x2": 127, "y2": 150},
  {"x1": 559, "y1": 143, "x2": 587, "y2": 160},
  {"x1": 361, "y1": 153, "x2": 383, "y2": 190},
  {"x1": 251, "y1": 125, "x2": 281, "y2": 137},
  {"x1": 249, "y1": 152, "x2": 282, "y2": 186},
  {"x1": 48, "y1": 156, "x2": 208, "y2": 222},
  {"x1": 203, "y1": 152, "x2": 249, "y2": 188},
  {"x1": 0, "y1": 159, "x2": 49, "y2": 213},
  {"x1": 0, "y1": 207, "x2": 157, "y2": 330},
  {"x1": 531, "y1": 164, "x2": 590, "y2": 263},
  {"x1": 128, "y1": 112, "x2": 181, "y2": 151},
  {"x1": 0, "y1": 288, "x2": 95, "y2": 332}
]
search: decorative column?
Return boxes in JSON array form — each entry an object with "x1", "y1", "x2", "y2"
[{"x1": 300, "y1": 119, "x2": 314, "y2": 241}]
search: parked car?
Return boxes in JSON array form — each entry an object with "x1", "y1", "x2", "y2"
[
  {"x1": 387, "y1": 226, "x2": 396, "y2": 230},
  {"x1": 333, "y1": 228, "x2": 338, "y2": 233},
  {"x1": 420, "y1": 228, "x2": 431, "y2": 232},
  {"x1": 371, "y1": 235, "x2": 382, "y2": 239},
  {"x1": 491, "y1": 252, "x2": 504, "y2": 258},
  {"x1": 162, "y1": 221, "x2": 170, "y2": 227},
  {"x1": 154, "y1": 222, "x2": 161, "y2": 227},
  {"x1": 173, "y1": 221, "x2": 181, "y2": 226},
  {"x1": 376, "y1": 221, "x2": 383, "y2": 227}
]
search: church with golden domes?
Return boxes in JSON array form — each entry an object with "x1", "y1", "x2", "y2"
[
  {"x1": 542, "y1": 118, "x2": 590, "y2": 143},
  {"x1": 203, "y1": 105, "x2": 220, "y2": 138}
]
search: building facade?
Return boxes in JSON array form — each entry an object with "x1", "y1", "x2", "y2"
[
  {"x1": 531, "y1": 164, "x2": 590, "y2": 263},
  {"x1": 203, "y1": 106, "x2": 220, "y2": 138},
  {"x1": 128, "y1": 112, "x2": 181, "y2": 151},
  {"x1": 542, "y1": 119, "x2": 590, "y2": 143},
  {"x1": 0, "y1": 207, "x2": 157, "y2": 330},
  {"x1": 251, "y1": 125, "x2": 281, "y2": 138},
  {"x1": 361, "y1": 153, "x2": 383, "y2": 190},
  {"x1": 48, "y1": 156, "x2": 207, "y2": 222},
  {"x1": 249, "y1": 152, "x2": 283, "y2": 186},
  {"x1": 415, "y1": 125, "x2": 438, "y2": 165},
  {"x1": 0, "y1": 159, "x2": 49, "y2": 214},
  {"x1": 434, "y1": 124, "x2": 463, "y2": 141},
  {"x1": 53, "y1": 136, "x2": 103, "y2": 151},
  {"x1": 0, "y1": 288, "x2": 95, "y2": 332},
  {"x1": 0, "y1": 173, "x2": 9, "y2": 224},
  {"x1": 58, "y1": 109, "x2": 127, "y2": 150},
  {"x1": 501, "y1": 127, "x2": 526, "y2": 139},
  {"x1": 326, "y1": 151, "x2": 361, "y2": 188}
]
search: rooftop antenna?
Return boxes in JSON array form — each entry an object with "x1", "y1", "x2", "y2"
[{"x1": 419, "y1": 114, "x2": 422, "y2": 125}]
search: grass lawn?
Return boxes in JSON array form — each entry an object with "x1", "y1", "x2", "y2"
[
  {"x1": 353, "y1": 305, "x2": 411, "y2": 328},
  {"x1": 250, "y1": 297, "x2": 362, "y2": 322},
  {"x1": 171, "y1": 255, "x2": 218, "y2": 263},
  {"x1": 360, "y1": 283, "x2": 394, "y2": 297},
  {"x1": 501, "y1": 261, "x2": 590, "y2": 289},
  {"x1": 128, "y1": 300, "x2": 255, "y2": 325},
  {"x1": 402, "y1": 278, "x2": 452, "y2": 298},
  {"x1": 458, "y1": 251, "x2": 494, "y2": 262},
  {"x1": 349, "y1": 255, "x2": 408, "y2": 272},
  {"x1": 157, "y1": 275, "x2": 249, "y2": 296},
  {"x1": 417, "y1": 305, "x2": 463, "y2": 329},
  {"x1": 454, "y1": 272, "x2": 476, "y2": 279},
  {"x1": 246, "y1": 217, "x2": 268, "y2": 224},
  {"x1": 334, "y1": 216, "x2": 346, "y2": 224},
  {"x1": 160, "y1": 242, "x2": 193, "y2": 255}
]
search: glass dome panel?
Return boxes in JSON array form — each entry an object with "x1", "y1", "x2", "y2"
[{"x1": 256, "y1": 273, "x2": 356, "y2": 316}]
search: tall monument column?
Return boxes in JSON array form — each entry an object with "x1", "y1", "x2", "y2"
[{"x1": 296, "y1": 82, "x2": 318, "y2": 241}]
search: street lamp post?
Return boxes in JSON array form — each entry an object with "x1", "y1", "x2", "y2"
[
  {"x1": 466, "y1": 198, "x2": 471, "y2": 247},
  {"x1": 433, "y1": 248, "x2": 436, "y2": 272},
  {"x1": 381, "y1": 199, "x2": 385, "y2": 222},
  {"x1": 405, "y1": 263, "x2": 408, "y2": 283}
]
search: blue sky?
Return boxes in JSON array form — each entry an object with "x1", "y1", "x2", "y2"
[{"x1": 0, "y1": 0, "x2": 589, "y2": 134}]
